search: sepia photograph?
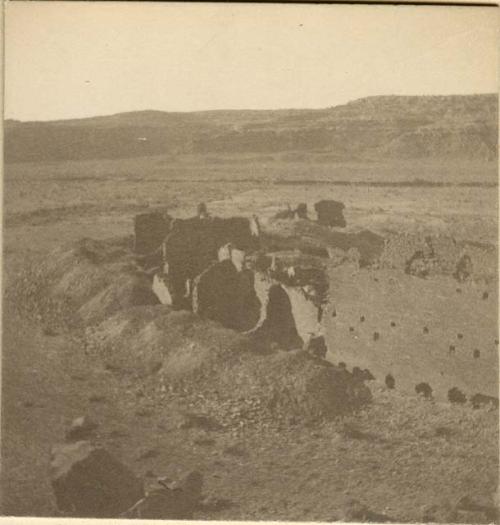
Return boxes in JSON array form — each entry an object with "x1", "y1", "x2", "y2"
[{"x1": 2, "y1": 2, "x2": 499, "y2": 522}]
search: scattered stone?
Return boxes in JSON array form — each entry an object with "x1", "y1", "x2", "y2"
[
  {"x1": 349, "y1": 326, "x2": 354, "y2": 332},
  {"x1": 50, "y1": 441, "x2": 144, "y2": 518},
  {"x1": 423, "y1": 326, "x2": 429, "y2": 334},
  {"x1": 352, "y1": 366, "x2": 364, "y2": 380},
  {"x1": 314, "y1": 200, "x2": 346, "y2": 228},
  {"x1": 448, "y1": 387, "x2": 467, "y2": 404},
  {"x1": 390, "y1": 321, "x2": 396, "y2": 327},
  {"x1": 454, "y1": 254, "x2": 473, "y2": 283},
  {"x1": 362, "y1": 369, "x2": 375, "y2": 381},
  {"x1": 65, "y1": 416, "x2": 98, "y2": 442},
  {"x1": 304, "y1": 335, "x2": 327, "y2": 359},
  {"x1": 295, "y1": 203, "x2": 308, "y2": 220},
  {"x1": 360, "y1": 315, "x2": 365, "y2": 322},
  {"x1": 457, "y1": 333, "x2": 463, "y2": 339},
  {"x1": 470, "y1": 393, "x2": 499, "y2": 409},
  {"x1": 482, "y1": 291, "x2": 489, "y2": 300},
  {"x1": 385, "y1": 374, "x2": 395, "y2": 389},
  {"x1": 449, "y1": 345, "x2": 456, "y2": 355},
  {"x1": 373, "y1": 331, "x2": 380, "y2": 341},
  {"x1": 415, "y1": 382, "x2": 432, "y2": 399},
  {"x1": 473, "y1": 349, "x2": 480, "y2": 359}
]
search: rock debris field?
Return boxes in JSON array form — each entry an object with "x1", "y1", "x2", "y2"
[{"x1": 4, "y1": 199, "x2": 499, "y2": 522}]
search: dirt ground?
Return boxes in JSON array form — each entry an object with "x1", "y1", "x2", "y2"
[{"x1": 2, "y1": 158, "x2": 498, "y2": 521}]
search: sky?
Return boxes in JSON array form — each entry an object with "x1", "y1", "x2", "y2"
[{"x1": 4, "y1": 2, "x2": 498, "y2": 121}]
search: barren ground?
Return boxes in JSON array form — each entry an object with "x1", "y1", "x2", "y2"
[{"x1": 2, "y1": 157, "x2": 498, "y2": 521}]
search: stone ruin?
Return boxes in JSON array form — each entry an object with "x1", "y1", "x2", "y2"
[
  {"x1": 137, "y1": 204, "x2": 327, "y2": 352},
  {"x1": 272, "y1": 199, "x2": 346, "y2": 228}
]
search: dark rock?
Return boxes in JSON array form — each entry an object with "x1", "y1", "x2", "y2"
[
  {"x1": 362, "y1": 369, "x2": 375, "y2": 381},
  {"x1": 448, "y1": 387, "x2": 467, "y2": 404},
  {"x1": 415, "y1": 382, "x2": 433, "y2": 399},
  {"x1": 373, "y1": 331, "x2": 380, "y2": 341},
  {"x1": 482, "y1": 291, "x2": 489, "y2": 300},
  {"x1": 454, "y1": 254, "x2": 473, "y2": 282},
  {"x1": 385, "y1": 374, "x2": 395, "y2": 389},
  {"x1": 50, "y1": 441, "x2": 144, "y2": 518},
  {"x1": 423, "y1": 326, "x2": 429, "y2": 334},
  {"x1": 65, "y1": 416, "x2": 98, "y2": 442},
  {"x1": 314, "y1": 200, "x2": 346, "y2": 228},
  {"x1": 471, "y1": 393, "x2": 499, "y2": 409},
  {"x1": 304, "y1": 335, "x2": 328, "y2": 359},
  {"x1": 295, "y1": 203, "x2": 308, "y2": 219}
]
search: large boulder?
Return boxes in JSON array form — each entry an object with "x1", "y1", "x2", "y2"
[{"x1": 50, "y1": 441, "x2": 144, "y2": 518}]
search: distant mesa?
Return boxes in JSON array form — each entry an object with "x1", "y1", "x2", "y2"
[{"x1": 4, "y1": 93, "x2": 497, "y2": 163}]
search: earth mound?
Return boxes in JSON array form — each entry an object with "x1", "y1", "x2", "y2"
[
  {"x1": 84, "y1": 305, "x2": 371, "y2": 424},
  {"x1": 10, "y1": 237, "x2": 159, "y2": 330},
  {"x1": 11, "y1": 236, "x2": 371, "y2": 425}
]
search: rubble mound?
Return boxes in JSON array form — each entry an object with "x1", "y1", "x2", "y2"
[
  {"x1": 10, "y1": 237, "x2": 158, "y2": 330},
  {"x1": 380, "y1": 233, "x2": 497, "y2": 281},
  {"x1": 215, "y1": 349, "x2": 372, "y2": 422},
  {"x1": 85, "y1": 306, "x2": 370, "y2": 422},
  {"x1": 262, "y1": 219, "x2": 383, "y2": 267}
]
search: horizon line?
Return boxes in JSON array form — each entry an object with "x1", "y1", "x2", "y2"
[{"x1": 5, "y1": 92, "x2": 497, "y2": 124}]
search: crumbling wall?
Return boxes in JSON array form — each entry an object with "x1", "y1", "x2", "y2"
[
  {"x1": 192, "y1": 260, "x2": 261, "y2": 332},
  {"x1": 134, "y1": 212, "x2": 172, "y2": 270},
  {"x1": 324, "y1": 264, "x2": 498, "y2": 402},
  {"x1": 314, "y1": 200, "x2": 346, "y2": 228},
  {"x1": 249, "y1": 269, "x2": 325, "y2": 350},
  {"x1": 379, "y1": 233, "x2": 497, "y2": 281},
  {"x1": 162, "y1": 216, "x2": 260, "y2": 306}
]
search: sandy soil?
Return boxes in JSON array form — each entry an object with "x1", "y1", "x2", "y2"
[{"x1": 2, "y1": 159, "x2": 498, "y2": 521}]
